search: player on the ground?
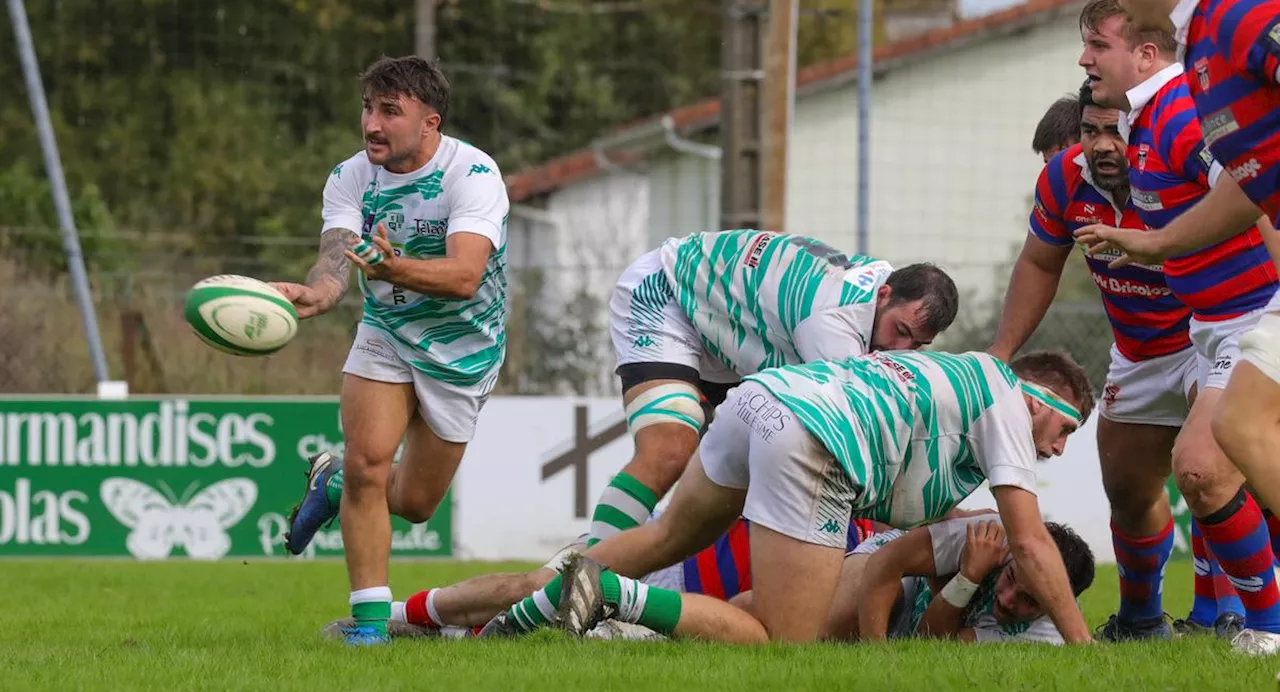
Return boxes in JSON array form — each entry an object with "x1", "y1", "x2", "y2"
[
  {"x1": 488, "y1": 350, "x2": 1095, "y2": 644},
  {"x1": 1075, "y1": 0, "x2": 1280, "y2": 653},
  {"x1": 1074, "y1": 0, "x2": 1280, "y2": 578},
  {"x1": 377, "y1": 516, "x2": 880, "y2": 637},
  {"x1": 989, "y1": 76, "x2": 1195, "y2": 642},
  {"x1": 1033, "y1": 94, "x2": 1084, "y2": 162},
  {"x1": 849, "y1": 517, "x2": 1096, "y2": 644},
  {"x1": 268, "y1": 56, "x2": 510, "y2": 646},
  {"x1": 585, "y1": 230, "x2": 958, "y2": 552}
]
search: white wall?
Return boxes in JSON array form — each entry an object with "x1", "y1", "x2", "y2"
[
  {"x1": 526, "y1": 12, "x2": 1093, "y2": 390},
  {"x1": 786, "y1": 13, "x2": 1089, "y2": 305}
]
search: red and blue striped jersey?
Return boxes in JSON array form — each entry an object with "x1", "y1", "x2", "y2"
[
  {"x1": 681, "y1": 518, "x2": 875, "y2": 599},
  {"x1": 1029, "y1": 144, "x2": 1192, "y2": 359},
  {"x1": 1184, "y1": 0, "x2": 1280, "y2": 222},
  {"x1": 1125, "y1": 67, "x2": 1277, "y2": 320}
]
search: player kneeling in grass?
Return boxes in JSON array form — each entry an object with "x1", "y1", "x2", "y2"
[
  {"x1": 844, "y1": 517, "x2": 1095, "y2": 644},
  {"x1": 485, "y1": 349, "x2": 1095, "y2": 644}
]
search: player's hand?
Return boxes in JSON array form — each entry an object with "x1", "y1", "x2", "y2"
[
  {"x1": 1073, "y1": 224, "x2": 1166, "y2": 268},
  {"x1": 345, "y1": 223, "x2": 399, "y2": 282},
  {"x1": 269, "y1": 281, "x2": 328, "y2": 320},
  {"x1": 959, "y1": 520, "x2": 1009, "y2": 583}
]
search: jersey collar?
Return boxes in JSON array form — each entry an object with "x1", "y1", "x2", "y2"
[{"x1": 1120, "y1": 62, "x2": 1185, "y2": 143}]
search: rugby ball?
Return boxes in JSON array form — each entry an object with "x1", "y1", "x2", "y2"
[{"x1": 183, "y1": 275, "x2": 298, "y2": 356}]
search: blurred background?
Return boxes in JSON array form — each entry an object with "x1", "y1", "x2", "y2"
[{"x1": 0, "y1": 0, "x2": 1110, "y2": 397}]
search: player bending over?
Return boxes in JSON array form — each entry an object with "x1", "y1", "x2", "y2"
[
  {"x1": 584, "y1": 229, "x2": 959, "y2": 552},
  {"x1": 485, "y1": 349, "x2": 1095, "y2": 644},
  {"x1": 269, "y1": 56, "x2": 511, "y2": 646}
]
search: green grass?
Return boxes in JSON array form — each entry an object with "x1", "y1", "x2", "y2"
[{"x1": 2, "y1": 558, "x2": 1276, "y2": 691}]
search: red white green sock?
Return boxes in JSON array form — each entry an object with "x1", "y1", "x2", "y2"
[
  {"x1": 599, "y1": 569, "x2": 682, "y2": 634},
  {"x1": 403, "y1": 589, "x2": 443, "y2": 628}
]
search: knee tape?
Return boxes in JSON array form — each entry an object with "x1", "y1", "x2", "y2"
[
  {"x1": 625, "y1": 383, "x2": 705, "y2": 434},
  {"x1": 1240, "y1": 314, "x2": 1280, "y2": 385}
]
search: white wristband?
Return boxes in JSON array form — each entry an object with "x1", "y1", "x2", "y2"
[{"x1": 940, "y1": 573, "x2": 980, "y2": 608}]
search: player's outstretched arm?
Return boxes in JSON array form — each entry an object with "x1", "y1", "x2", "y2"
[
  {"x1": 270, "y1": 228, "x2": 353, "y2": 320},
  {"x1": 1075, "y1": 175, "x2": 1263, "y2": 267},
  {"x1": 988, "y1": 234, "x2": 1071, "y2": 361},
  {"x1": 991, "y1": 485, "x2": 1090, "y2": 643},
  {"x1": 855, "y1": 528, "x2": 937, "y2": 640}
]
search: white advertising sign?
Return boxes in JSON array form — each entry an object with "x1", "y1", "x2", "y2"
[{"x1": 454, "y1": 398, "x2": 1124, "y2": 565}]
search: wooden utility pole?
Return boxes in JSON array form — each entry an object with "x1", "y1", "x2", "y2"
[
  {"x1": 761, "y1": 0, "x2": 796, "y2": 234},
  {"x1": 416, "y1": 0, "x2": 437, "y2": 61},
  {"x1": 720, "y1": 0, "x2": 766, "y2": 231}
]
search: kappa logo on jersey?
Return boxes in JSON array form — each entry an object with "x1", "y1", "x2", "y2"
[
  {"x1": 819, "y1": 519, "x2": 841, "y2": 534},
  {"x1": 1201, "y1": 108, "x2": 1240, "y2": 147},
  {"x1": 331, "y1": 163, "x2": 345, "y2": 178},
  {"x1": 1230, "y1": 159, "x2": 1263, "y2": 181},
  {"x1": 1137, "y1": 144, "x2": 1150, "y2": 172},
  {"x1": 467, "y1": 164, "x2": 493, "y2": 177},
  {"x1": 742, "y1": 233, "x2": 773, "y2": 269},
  {"x1": 1195, "y1": 57, "x2": 1211, "y2": 91}
]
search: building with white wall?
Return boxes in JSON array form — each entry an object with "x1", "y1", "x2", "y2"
[{"x1": 503, "y1": 0, "x2": 1091, "y2": 393}]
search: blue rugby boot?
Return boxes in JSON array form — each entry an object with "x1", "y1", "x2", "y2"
[{"x1": 285, "y1": 452, "x2": 343, "y2": 555}]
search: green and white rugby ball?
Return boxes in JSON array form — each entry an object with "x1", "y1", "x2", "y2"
[{"x1": 183, "y1": 275, "x2": 298, "y2": 356}]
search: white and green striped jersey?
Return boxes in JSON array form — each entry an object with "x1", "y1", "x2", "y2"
[
  {"x1": 747, "y1": 351, "x2": 1039, "y2": 528},
  {"x1": 321, "y1": 137, "x2": 510, "y2": 387},
  {"x1": 658, "y1": 230, "x2": 892, "y2": 376}
]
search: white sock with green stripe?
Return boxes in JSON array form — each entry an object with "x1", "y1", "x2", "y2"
[
  {"x1": 505, "y1": 574, "x2": 563, "y2": 632},
  {"x1": 587, "y1": 472, "x2": 658, "y2": 547}
]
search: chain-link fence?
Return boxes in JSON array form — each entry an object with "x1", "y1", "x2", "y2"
[{"x1": 2, "y1": 0, "x2": 1119, "y2": 397}]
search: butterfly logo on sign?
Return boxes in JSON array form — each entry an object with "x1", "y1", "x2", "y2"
[{"x1": 100, "y1": 478, "x2": 257, "y2": 560}]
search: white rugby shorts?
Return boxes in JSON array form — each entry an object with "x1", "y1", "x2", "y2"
[
  {"x1": 1098, "y1": 345, "x2": 1198, "y2": 427},
  {"x1": 342, "y1": 322, "x2": 494, "y2": 443},
  {"x1": 609, "y1": 249, "x2": 705, "y2": 373},
  {"x1": 1191, "y1": 300, "x2": 1278, "y2": 391},
  {"x1": 699, "y1": 380, "x2": 857, "y2": 549}
]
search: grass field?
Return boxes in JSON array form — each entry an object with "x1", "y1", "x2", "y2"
[{"x1": 3, "y1": 558, "x2": 1276, "y2": 691}]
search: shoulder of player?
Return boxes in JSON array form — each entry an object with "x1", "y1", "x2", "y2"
[
  {"x1": 442, "y1": 136, "x2": 503, "y2": 178},
  {"x1": 325, "y1": 150, "x2": 375, "y2": 185},
  {"x1": 1150, "y1": 83, "x2": 1204, "y2": 140},
  {"x1": 1039, "y1": 146, "x2": 1084, "y2": 198}
]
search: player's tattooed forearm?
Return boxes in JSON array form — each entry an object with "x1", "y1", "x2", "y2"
[{"x1": 307, "y1": 228, "x2": 353, "y2": 291}]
